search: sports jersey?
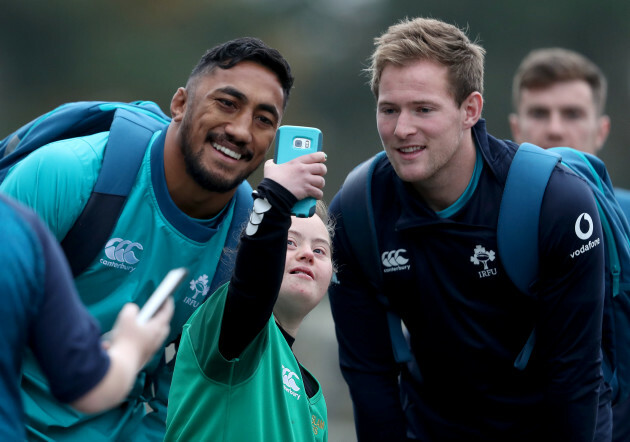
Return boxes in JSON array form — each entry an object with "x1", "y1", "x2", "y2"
[
  {"x1": 0, "y1": 194, "x2": 108, "y2": 441},
  {"x1": 329, "y1": 119, "x2": 605, "y2": 441},
  {"x1": 0, "y1": 126, "x2": 252, "y2": 441},
  {"x1": 166, "y1": 179, "x2": 328, "y2": 442}
]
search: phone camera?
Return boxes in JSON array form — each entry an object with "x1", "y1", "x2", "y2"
[{"x1": 293, "y1": 138, "x2": 310, "y2": 149}]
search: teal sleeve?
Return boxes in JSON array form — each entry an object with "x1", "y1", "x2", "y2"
[{"x1": 0, "y1": 132, "x2": 107, "y2": 240}]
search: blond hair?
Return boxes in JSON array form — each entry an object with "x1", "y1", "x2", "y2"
[{"x1": 367, "y1": 17, "x2": 485, "y2": 105}]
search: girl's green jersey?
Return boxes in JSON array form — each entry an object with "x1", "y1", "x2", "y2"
[{"x1": 166, "y1": 283, "x2": 328, "y2": 441}]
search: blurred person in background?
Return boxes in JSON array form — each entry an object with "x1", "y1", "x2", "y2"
[
  {"x1": 510, "y1": 47, "x2": 630, "y2": 220},
  {"x1": 510, "y1": 46, "x2": 630, "y2": 442},
  {"x1": 0, "y1": 193, "x2": 173, "y2": 441}
]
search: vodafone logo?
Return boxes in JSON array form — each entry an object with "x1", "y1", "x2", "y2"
[
  {"x1": 570, "y1": 213, "x2": 601, "y2": 259},
  {"x1": 575, "y1": 213, "x2": 593, "y2": 240}
]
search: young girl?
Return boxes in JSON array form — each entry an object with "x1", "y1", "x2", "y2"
[{"x1": 165, "y1": 152, "x2": 331, "y2": 441}]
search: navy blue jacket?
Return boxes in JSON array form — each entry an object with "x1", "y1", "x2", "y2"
[
  {"x1": 329, "y1": 120, "x2": 605, "y2": 441},
  {"x1": 0, "y1": 194, "x2": 108, "y2": 441}
]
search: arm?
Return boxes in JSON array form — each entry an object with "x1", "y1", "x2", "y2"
[
  {"x1": 70, "y1": 299, "x2": 173, "y2": 414},
  {"x1": 21, "y1": 199, "x2": 173, "y2": 414},
  {"x1": 219, "y1": 152, "x2": 327, "y2": 360},
  {"x1": 328, "y1": 193, "x2": 409, "y2": 442},
  {"x1": 536, "y1": 169, "x2": 605, "y2": 440}
]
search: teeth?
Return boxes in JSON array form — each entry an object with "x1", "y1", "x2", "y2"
[
  {"x1": 400, "y1": 146, "x2": 424, "y2": 153},
  {"x1": 213, "y1": 143, "x2": 241, "y2": 160}
]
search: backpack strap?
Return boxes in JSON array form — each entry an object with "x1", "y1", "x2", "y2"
[
  {"x1": 0, "y1": 102, "x2": 116, "y2": 181},
  {"x1": 207, "y1": 181, "x2": 254, "y2": 294},
  {"x1": 498, "y1": 142, "x2": 561, "y2": 369},
  {"x1": 498, "y1": 143, "x2": 561, "y2": 294},
  {"x1": 60, "y1": 107, "x2": 167, "y2": 276},
  {"x1": 339, "y1": 151, "x2": 413, "y2": 364}
]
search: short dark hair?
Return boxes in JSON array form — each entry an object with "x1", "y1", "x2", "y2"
[
  {"x1": 189, "y1": 37, "x2": 294, "y2": 110},
  {"x1": 512, "y1": 48, "x2": 607, "y2": 114}
]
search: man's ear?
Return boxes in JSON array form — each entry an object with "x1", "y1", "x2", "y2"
[
  {"x1": 595, "y1": 114, "x2": 611, "y2": 153},
  {"x1": 170, "y1": 87, "x2": 187, "y2": 123},
  {"x1": 461, "y1": 91, "x2": 483, "y2": 129},
  {"x1": 508, "y1": 113, "x2": 522, "y2": 143}
]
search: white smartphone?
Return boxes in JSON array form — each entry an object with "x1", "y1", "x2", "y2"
[{"x1": 136, "y1": 267, "x2": 188, "y2": 324}]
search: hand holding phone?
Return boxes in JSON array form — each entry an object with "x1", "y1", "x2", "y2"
[
  {"x1": 136, "y1": 267, "x2": 188, "y2": 324},
  {"x1": 273, "y1": 125, "x2": 323, "y2": 217}
]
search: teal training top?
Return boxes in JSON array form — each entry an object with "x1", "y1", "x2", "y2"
[
  {"x1": 0, "y1": 127, "x2": 246, "y2": 441},
  {"x1": 165, "y1": 283, "x2": 328, "y2": 441}
]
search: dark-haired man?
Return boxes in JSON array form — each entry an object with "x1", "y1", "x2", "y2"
[
  {"x1": 510, "y1": 46, "x2": 630, "y2": 442},
  {"x1": 1, "y1": 37, "x2": 293, "y2": 441}
]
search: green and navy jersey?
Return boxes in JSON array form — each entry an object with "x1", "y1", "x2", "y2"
[
  {"x1": 0, "y1": 127, "x2": 251, "y2": 441},
  {"x1": 166, "y1": 283, "x2": 328, "y2": 442}
]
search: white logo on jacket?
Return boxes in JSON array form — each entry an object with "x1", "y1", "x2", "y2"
[
  {"x1": 182, "y1": 275, "x2": 210, "y2": 308},
  {"x1": 282, "y1": 365, "x2": 301, "y2": 400},
  {"x1": 471, "y1": 245, "x2": 497, "y2": 278},
  {"x1": 382, "y1": 249, "x2": 411, "y2": 273},
  {"x1": 99, "y1": 237, "x2": 143, "y2": 272},
  {"x1": 570, "y1": 213, "x2": 601, "y2": 259},
  {"x1": 575, "y1": 213, "x2": 594, "y2": 240}
]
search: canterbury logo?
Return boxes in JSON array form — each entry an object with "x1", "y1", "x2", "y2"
[
  {"x1": 382, "y1": 249, "x2": 409, "y2": 267},
  {"x1": 104, "y1": 238, "x2": 143, "y2": 264},
  {"x1": 282, "y1": 367, "x2": 301, "y2": 392},
  {"x1": 282, "y1": 365, "x2": 301, "y2": 400}
]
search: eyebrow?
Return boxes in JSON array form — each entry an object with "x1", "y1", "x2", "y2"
[
  {"x1": 288, "y1": 229, "x2": 331, "y2": 249},
  {"x1": 217, "y1": 86, "x2": 280, "y2": 122}
]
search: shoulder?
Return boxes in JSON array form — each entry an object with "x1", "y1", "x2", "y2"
[
  {"x1": 545, "y1": 165, "x2": 597, "y2": 213},
  {"x1": 539, "y1": 166, "x2": 603, "y2": 263},
  {"x1": 1, "y1": 132, "x2": 108, "y2": 196},
  {"x1": 0, "y1": 195, "x2": 53, "y2": 304},
  {"x1": 0, "y1": 194, "x2": 49, "y2": 253}
]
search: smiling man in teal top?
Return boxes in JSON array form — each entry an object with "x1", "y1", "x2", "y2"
[{"x1": 0, "y1": 37, "x2": 294, "y2": 441}]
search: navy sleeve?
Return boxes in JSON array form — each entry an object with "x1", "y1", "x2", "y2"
[
  {"x1": 219, "y1": 179, "x2": 297, "y2": 360},
  {"x1": 19, "y1": 204, "x2": 110, "y2": 403},
  {"x1": 328, "y1": 192, "x2": 409, "y2": 442},
  {"x1": 536, "y1": 168, "x2": 605, "y2": 440}
]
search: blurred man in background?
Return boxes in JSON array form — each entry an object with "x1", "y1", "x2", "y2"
[
  {"x1": 0, "y1": 193, "x2": 173, "y2": 441},
  {"x1": 510, "y1": 47, "x2": 630, "y2": 220},
  {"x1": 510, "y1": 47, "x2": 630, "y2": 442}
]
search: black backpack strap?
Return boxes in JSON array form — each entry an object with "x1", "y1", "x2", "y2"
[
  {"x1": 339, "y1": 151, "x2": 413, "y2": 363},
  {"x1": 208, "y1": 181, "x2": 254, "y2": 294},
  {"x1": 60, "y1": 108, "x2": 164, "y2": 276}
]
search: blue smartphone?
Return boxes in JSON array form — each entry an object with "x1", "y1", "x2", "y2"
[{"x1": 273, "y1": 125, "x2": 323, "y2": 217}]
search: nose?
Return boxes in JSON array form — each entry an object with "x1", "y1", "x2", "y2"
[
  {"x1": 393, "y1": 110, "x2": 417, "y2": 139},
  {"x1": 296, "y1": 246, "x2": 314, "y2": 263},
  {"x1": 225, "y1": 111, "x2": 253, "y2": 144},
  {"x1": 546, "y1": 112, "x2": 564, "y2": 139}
]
